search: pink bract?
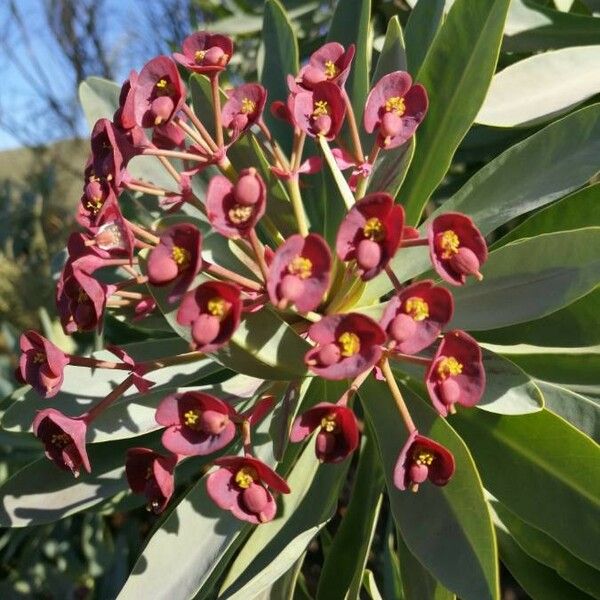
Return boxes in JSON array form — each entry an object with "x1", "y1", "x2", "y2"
[
  {"x1": 222, "y1": 83, "x2": 267, "y2": 140},
  {"x1": 173, "y1": 31, "x2": 233, "y2": 74},
  {"x1": 295, "y1": 42, "x2": 355, "y2": 90},
  {"x1": 291, "y1": 81, "x2": 346, "y2": 140}
]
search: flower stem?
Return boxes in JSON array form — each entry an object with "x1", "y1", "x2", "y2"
[
  {"x1": 401, "y1": 237, "x2": 428, "y2": 248},
  {"x1": 390, "y1": 352, "x2": 431, "y2": 367},
  {"x1": 380, "y1": 357, "x2": 416, "y2": 434},
  {"x1": 181, "y1": 103, "x2": 219, "y2": 152},
  {"x1": 385, "y1": 265, "x2": 403, "y2": 292},
  {"x1": 343, "y1": 92, "x2": 365, "y2": 165},
  {"x1": 174, "y1": 116, "x2": 210, "y2": 151},
  {"x1": 125, "y1": 220, "x2": 160, "y2": 245},
  {"x1": 337, "y1": 367, "x2": 372, "y2": 406},
  {"x1": 142, "y1": 350, "x2": 205, "y2": 371},
  {"x1": 83, "y1": 374, "x2": 135, "y2": 423},
  {"x1": 68, "y1": 355, "x2": 131, "y2": 371},
  {"x1": 204, "y1": 260, "x2": 263, "y2": 291},
  {"x1": 248, "y1": 229, "x2": 270, "y2": 282},
  {"x1": 156, "y1": 155, "x2": 181, "y2": 184},
  {"x1": 258, "y1": 119, "x2": 290, "y2": 171},
  {"x1": 210, "y1": 74, "x2": 224, "y2": 148},
  {"x1": 143, "y1": 148, "x2": 209, "y2": 163},
  {"x1": 286, "y1": 177, "x2": 309, "y2": 237}
]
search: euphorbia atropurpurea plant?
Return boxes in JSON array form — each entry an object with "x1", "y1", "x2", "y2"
[{"x1": 3, "y1": 0, "x2": 600, "y2": 598}]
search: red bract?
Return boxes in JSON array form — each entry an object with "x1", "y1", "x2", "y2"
[
  {"x1": 125, "y1": 448, "x2": 177, "y2": 514},
  {"x1": 32, "y1": 409, "x2": 90, "y2": 477},
  {"x1": 380, "y1": 280, "x2": 454, "y2": 354},
  {"x1": 336, "y1": 193, "x2": 404, "y2": 280},
  {"x1": 177, "y1": 281, "x2": 242, "y2": 351},
  {"x1": 206, "y1": 455, "x2": 290, "y2": 524},
  {"x1": 292, "y1": 81, "x2": 346, "y2": 140},
  {"x1": 18, "y1": 331, "x2": 69, "y2": 398},
  {"x1": 133, "y1": 56, "x2": 186, "y2": 128},
  {"x1": 146, "y1": 223, "x2": 202, "y2": 303},
  {"x1": 77, "y1": 177, "x2": 118, "y2": 229},
  {"x1": 290, "y1": 402, "x2": 359, "y2": 463},
  {"x1": 393, "y1": 430, "x2": 455, "y2": 492},
  {"x1": 173, "y1": 31, "x2": 233, "y2": 74},
  {"x1": 89, "y1": 118, "x2": 130, "y2": 186},
  {"x1": 364, "y1": 71, "x2": 428, "y2": 149},
  {"x1": 295, "y1": 42, "x2": 355, "y2": 90},
  {"x1": 114, "y1": 70, "x2": 139, "y2": 130},
  {"x1": 425, "y1": 330, "x2": 485, "y2": 416},
  {"x1": 206, "y1": 168, "x2": 266, "y2": 238},
  {"x1": 267, "y1": 234, "x2": 331, "y2": 313},
  {"x1": 305, "y1": 313, "x2": 385, "y2": 380},
  {"x1": 427, "y1": 213, "x2": 488, "y2": 285},
  {"x1": 153, "y1": 121, "x2": 186, "y2": 150},
  {"x1": 155, "y1": 391, "x2": 237, "y2": 456},
  {"x1": 222, "y1": 83, "x2": 267, "y2": 140}
]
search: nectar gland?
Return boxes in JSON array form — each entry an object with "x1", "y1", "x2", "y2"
[
  {"x1": 385, "y1": 96, "x2": 406, "y2": 116},
  {"x1": 338, "y1": 332, "x2": 361, "y2": 357},
  {"x1": 363, "y1": 217, "x2": 385, "y2": 242},
  {"x1": 437, "y1": 356, "x2": 463, "y2": 380},
  {"x1": 288, "y1": 256, "x2": 313, "y2": 280},
  {"x1": 404, "y1": 297, "x2": 429, "y2": 322}
]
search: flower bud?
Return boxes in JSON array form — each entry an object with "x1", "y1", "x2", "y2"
[
  {"x1": 151, "y1": 96, "x2": 175, "y2": 125},
  {"x1": 439, "y1": 378, "x2": 461, "y2": 406},
  {"x1": 409, "y1": 463, "x2": 429, "y2": 484},
  {"x1": 356, "y1": 239, "x2": 382, "y2": 271},
  {"x1": 449, "y1": 247, "x2": 482, "y2": 278},
  {"x1": 203, "y1": 46, "x2": 226, "y2": 66},
  {"x1": 317, "y1": 342, "x2": 341, "y2": 367},
  {"x1": 199, "y1": 409, "x2": 229, "y2": 435},
  {"x1": 389, "y1": 313, "x2": 417, "y2": 344},
  {"x1": 233, "y1": 172, "x2": 262, "y2": 206},
  {"x1": 192, "y1": 314, "x2": 221, "y2": 347},
  {"x1": 242, "y1": 483, "x2": 270, "y2": 514},
  {"x1": 380, "y1": 111, "x2": 403, "y2": 138}
]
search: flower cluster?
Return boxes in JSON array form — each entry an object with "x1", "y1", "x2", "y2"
[{"x1": 19, "y1": 30, "x2": 488, "y2": 522}]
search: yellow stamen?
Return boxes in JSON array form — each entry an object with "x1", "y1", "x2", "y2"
[
  {"x1": 33, "y1": 352, "x2": 46, "y2": 364},
  {"x1": 414, "y1": 450, "x2": 435, "y2": 466},
  {"x1": 156, "y1": 78, "x2": 168, "y2": 89},
  {"x1": 51, "y1": 433, "x2": 70, "y2": 448},
  {"x1": 437, "y1": 356, "x2": 463, "y2": 380},
  {"x1": 194, "y1": 50, "x2": 206, "y2": 62},
  {"x1": 363, "y1": 217, "x2": 385, "y2": 242},
  {"x1": 241, "y1": 97, "x2": 256, "y2": 114},
  {"x1": 235, "y1": 466, "x2": 258, "y2": 489},
  {"x1": 338, "y1": 332, "x2": 360, "y2": 357},
  {"x1": 320, "y1": 414, "x2": 338, "y2": 433},
  {"x1": 312, "y1": 100, "x2": 329, "y2": 117},
  {"x1": 439, "y1": 230, "x2": 460, "y2": 259},
  {"x1": 207, "y1": 297, "x2": 228, "y2": 318},
  {"x1": 86, "y1": 197, "x2": 104, "y2": 214},
  {"x1": 404, "y1": 297, "x2": 429, "y2": 322},
  {"x1": 324, "y1": 60, "x2": 339, "y2": 79},
  {"x1": 183, "y1": 409, "x2": 201, "y2": 428},
  {"x1": 228, "y1": 204, "x2": 253, "y2": 224},
  {"x1": 288, "y1": 255, "x2": 313, "y2": 280},
  {"x1": 171, "y1": 245, "x2": 190, "y2": 268},
  {"x1": 385, "y1": 96, "x2": 406, "y2": 116}
]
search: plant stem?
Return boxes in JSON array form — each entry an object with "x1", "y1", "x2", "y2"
[
  {"x1": 83, "y1": 374, "x2": 135, "y2": 423},
  {"x1": 143, "y1": 148, "x2": 209, "y2": 163},
  {"x1": 380, "y1": 357, "x2": 416, "y2": 434},
  {"x1": 68, "y1": 355, "x2": 131, "y2": 371},
  {"x1": 385, "y1": 265, "x2": 403, "y2": 292},
  {"x1": 343, "y1": 92, "x2": 365, "y2": 165},
  {"x1": 401, "y1": 237, "x2": 428, "y2": 248},
  {"x1": 286, "y1": 177, "x2": 309, "y2": 237},
  {"x1": 125, "y1": 220, "x2": 160, "y2": 245},
  {"x1": 156, "y1": 155, "x2": 181, "y2": 184},
  {"x1": 174, "y1": 116, "x2": 210, "y2": 151},
  {"x1": 211, "y1": 74, "x2": 224, "y2": 148},
  {"x1": 318, "y1": 136, "x2": 355, "y2": 210},
  {"x1": 182, "y1": 103, "x2": 219, "y2": 152},
  {"x1": 390, "y1": 353, "x2": 431, "y2": 367},
  {"x1": 248, "y1": 229, "x2": 270, "y2": 282},
  {"x1": 142, "y1": 350, "x2": 205, "y2": 371},
  {"x1": 337, "y1": 368, "x2": 372, "y2": 406},
  {"x1": 204, "y1": 260, "x2": 263, "y2": 291}
]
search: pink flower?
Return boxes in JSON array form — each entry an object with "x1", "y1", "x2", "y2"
[
  {"x1": 393, "y1": 430, "x2": 455, "y2": 492},
  {"x1": 305, "y1": 313, "x2": 386, "y2": 380},
  {"x1": 18, "y1": 331, "x2": 69, "y2": 398},
  {"x1": 425, "y1": 331, "x2": 485, "y2": 416},
  {"x1": 380, "y1": 280, "x2": 454, "y2": 354},
  {"x1": 89, "y1": 118, "x2": 131, "y2": 186},
  {"x1": 267, "y1": 234, "x2": 331, "y2": 313},
  {"x1": 427, "y1": 213, "x2": 488, "y2": 285},
  {"x1": 295, "y1": 42, "x2": 355, "y2": 90},
  {"x1": 222, "y1": 83, "x2": 267, "y2": 140},
  {"x1": 133, "y1": 56, "x2": 186, "y2": 128},
  {"x1": 206, "y1": 455, "x2": 290, "y2": 524},
  {"x1": 173, "y1": 32, "x2": 233, "y2": 74},
  {"x1": 364, "y1": 71, "x2": 428, "y2": 149},
  {"x1": 336, "y1": 192, "x2": 404, "y2": 280},
  {"x1": 155, "y1": 392, "x2": 237, "y2": 456},
  {"x1": 291, "y1": 81, "x2": 346, "y2": 140},
  {"x1": 77, "y1": 177, "x2": 118, "y2": 229},
  {"x1": 32, "y1": 409, "x2": 90, "y2": 477},
  {"x1": 125, "y1": 448, "x2": 177, "y2": 514},
  {"x1": 206, "y1": 168, "x2": 266, "y2": 238},
  {"x1": 177, "y1": 281, "x2": 242, "y2": 351},
  {"x1": 146, "y1": 223, "x2": 202, "y2": 303},
  {"x1": 290, "y1": 402, "x2": 359, "y2": 463}
]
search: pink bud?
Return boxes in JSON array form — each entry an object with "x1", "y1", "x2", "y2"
[
  {"x1": 199, "y1": 410, "x2": 229, "y2": 434},
  {"x1": 203, "y1": 46, "x2": 225, "y2": 66},
  {"x1": 151, "y1": 96, "x2": 175, "y2": 125},
  {"x1": 279, "y1": 274, "x2": 304, "y2": 304},
  {"x1": 233, "y1": 172, "x2": 261, "y2": 206},
  {"x1": 313, "y1": 114, "x2": 332, "y2": 136},
  {"x1": 302, "y1": 66, "x2": 327, "y2": 87},
  {"x1": 380, "y1": 112, "x2": 403, "y2": 138},
  {"x1": 409, "y1": 463, "x2": 429, "y2": 484},
  {"x1": 317, "y1": 342, "x2": 341, "y2": 367},
  {"x1": 85, "y1": 179, "x2": 103, "y2": 200},
  {"x1": 316, "y1": 431, "x2": 337, "y2": 456},
  {"x1": 147, "y1": 253, "x2": 179, "y2": 285},
  {"x1": 389, "y1": 313, "x2": 417, "y2": 343},
  {"x1": 242, "y1": 483, "x2": 270, "y2": 513},
  {"x1": 449, "y1": 247, "x2": 482, "y2": 278},
  {"x1": 439, "y1": 378, "x2": 461, "y2": 406},
  {"x1": 192, "y1": 314, "x2": 221, "y2": 347},
  {"x1": 356, "y1": 239, "x2": 382, "y2": 270}
]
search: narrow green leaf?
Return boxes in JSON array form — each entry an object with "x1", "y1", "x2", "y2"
[
  {"x1": 316, "y1": 434, "x2": 384, "y2": 600},
  {"x1": 450, "y1": 228, "x2": 600, "y2": 331},
  {"x1": 476, "y1": 46, "x2": 600, "y2": 128},
  {"x1": 371, "y1": 16, "x2": 407, "y2": 84},
  {"x1": 401, "y1": 0, "x2": 511, "y2": 224},
  {"x1": 360, "y1": 378, "x2": 499, "y2": 600},
  {"x1": 404, "y1": 0, "x2": 445, "y2": 74},
  {"x1": 452, "y1": 408, "x2": 600, "y2": 569},
  {"x1": 362, "y1": 570, "x2": 384, "y2": 600},
  {"x1": 318, "y1": 136, "x2": 355, "y2": 210}
]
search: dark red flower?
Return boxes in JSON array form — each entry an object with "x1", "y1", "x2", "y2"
[
  {"x1": 77, "y1": 177, "x2": 119, "y2": 229},
  {"x1": 155, "y1": 391, "x2": 237, "y2": 456},
  {"x1": 290, "y1": 402, "x2": 359, "y2": 463},
  {"x1": 427, "y1": 213, "x2": 488, "y2": 285},
  {"x1": 267, "y1": 234, "x2": 331, "y2": 313},
  {"x1": 177, "y1": 281, "x2": 242, "y2": 351},
  {"x1": 89, "y1": 118, "x2": 130, "y2": 186},
  {"x1": 291, "y1": 81, "x2": 346, "y2": 140},
  {"x1": 133, "y1": 56, "x2": 186, "y2": 128},
  {"x1": 336, "y1": 192, "x2": 404, "y2": 280},
  {"x1": 222, "y1": 83, "x2": 267, "y2": 140},
  {"x1": 32, "y1": 409, "x2": 90, "y2": 477},
  {"x1": 206, "y1": 455, "x2": 290, "y2": 524},
  {"x1": 114, "y1": 70, "x2": 140, "y2": 131},
  {"x1": 364, "y1": 71, "x2": 428, "y2": 149},
  {"x1": 305, "y1": 313, "x2": 385, "y2": 380},
  {"x1": 173, "y1": 31, "x2": 233, "y2": 74},
  {"x1": 18, "y1": 331, "x2": 69, "y2": 398},
  {"x1": 380, "y1": 280, "x2": 454, "y2": 354},
  {"x1": 206, "y1": 168, "x2": 266, "y2": 238},
  {"x1": 425, "y1": 330, "x2": 485, "y2": 416},
  {"x1": 295, "y1": 42, "x2": 355, "y2": 90},
  {"x1": 125, "y1": 448, "x2": 177, "y2": 514},
  {"x1": 146, "y1": 223, "x2": 202, "y2": 303},
  {"x1": 393, "y1": 430, "x2": 455, "y2": 492}
]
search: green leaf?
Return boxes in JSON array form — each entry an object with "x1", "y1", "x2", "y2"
[
  {"x1": 260, "y1": 0, "x2": 299, "y2": 156},
  {"x1": 316, "y1": 434, "x2": 384, "y2": 600},
  {"x1": 371, "y1": 16, "x2": 407, "y2": 84},
  {"x1": 537, "y1": 380, "x2": 600, "y2": 442},
  {"x1": 476, "y1": 46, "x2": 600, "y2": 128},
  {"x1": 452, "y1": 408, "x2": 600, "y2": 569},
  {"x1": 79, "y1": 77, "x2": 120, "y2": 128},
  {"x1": 492, "y1": 500, "x2": 600, "y2": 598},
  {"x1": 317, "y1": 136, "x2": 355, "y2": 211},
  {"x1": 450, "y1": 228, "x2": 600, "y2": 331},
  {"x1": 404, "y1": 0, "x2": 445, "y2": 75},
  {"x1": 360, "y1": 378, "x2": 499, "y2": 600},
  {"x1": 401, "y1": 0, "x2": 511, "y2": 224},
  {"x1": 362, "y1": 570, "x2": 384, "y2": 600}
]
